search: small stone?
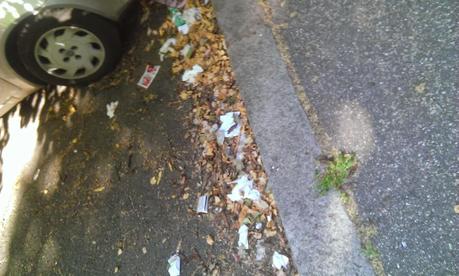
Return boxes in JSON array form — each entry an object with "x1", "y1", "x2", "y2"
[
  {"x1": 415, "y1": 82, "x2": 426, "y2": 94},
  {"x1": 142, "y1": 247, "x2": 147, "y2": 254},
  {"x1": 401, "y1": 241, "x2": 407, "y2": 248},
  {"x1": 117, "y1": 248, "x2": 123, "y2": 256}
]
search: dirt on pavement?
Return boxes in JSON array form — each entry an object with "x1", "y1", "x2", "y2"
[{"x1": 0, "y1": 2, "x2": 295, "y2": 275}]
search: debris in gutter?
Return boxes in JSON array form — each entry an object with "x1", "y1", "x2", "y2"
[
  {"x1": 227, "y1": 175, "x2": 261, "y2": 202},
  {"x1": 272, "y1": 251, "x2": 289, "y2": 270},
  {"x1": 238, "y1": 224, "x2": 249, "y2": 250},
  {"x1": 137, "y1": 65, "x2": 160, "y2": 89},
  {"x1": 106, "y1": 101, "x2": 119, "y2": 119},
  {"x1": 196, "y1": 195, "x2": 209, "y2": 213}
]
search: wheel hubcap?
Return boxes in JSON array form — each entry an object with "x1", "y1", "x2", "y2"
[{"x1": 34, "y1": 26, "x2": 106, "y2": 80}]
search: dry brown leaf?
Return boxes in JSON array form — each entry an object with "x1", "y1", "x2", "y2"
[
  {"x1": 93, "y1": 186, "x2": 105, "y2": 192},
  {"x1": 206, "y1": 234, "x2": 215, "y2": 246}
]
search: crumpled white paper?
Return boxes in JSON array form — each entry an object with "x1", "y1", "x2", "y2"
[
  {"x1": 238, "y1": 224, "x2": 249, "y2": 250},
  {"x1": 182, "y1": 64, "x2": 203, "y2": 83},
  {"x1": 106, "y1": 101, "x2": 119, "y2": 119},
  {"x1": 216, "y1": 112, "x2": 241, "y2": 144},
  {"x1": 182, "y1": 8, "x2": 201, "y2": 25},
  {"x1": 227, "y1": 175, "x2": 261, "y2": 202},
  {"x1": 272, "y1": 251, "x2": 289, "y2": 270},
  {"x1": 159, "y1": 38, "x2": 177, "y2": 61},
  {"x1": 168, "y1": 254, "x2": 180, "y2": 276}
]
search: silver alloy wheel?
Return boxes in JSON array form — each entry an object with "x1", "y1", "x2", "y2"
[{"x1": 34, "y1": 26, "x2": 106, "y2": 80}]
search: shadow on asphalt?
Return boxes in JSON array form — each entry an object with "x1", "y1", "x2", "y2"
[{"x1": 0, "y1": 4, "x2": 205, "y2": 275}]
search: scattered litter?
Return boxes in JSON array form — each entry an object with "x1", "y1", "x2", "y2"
[
  {"x1": 169, "y1": 7, "x2": 186, "y2": 26},
  {"x1": 159, "y1": 38, "x2": 177, "y2": 61},
  {"x1": 196, "y1": 195, "x2": 209, "y2": 213},
  {"x1": 238, "y1": 224, "x2": 249, "y2": 250},
  {"x1": 255, "y1": 222, "x2": 263, "y2": 230},
  {"x1": 180, "y1": 44, "x2": 193, "y2": 59},
  {"x1": 178, "y1": 24, "x2": 189, "y2": 35},
  {"x1": 94, "y1": 186, "x2": 105, "y2": 193},
  {"x1": 255, "y1": 241, "x2": 266, "y2": 261},
  {"x1": 33, "y1": 169, "x2": 40, "y2": 181},
  {"x1": 217, "y1": 112, "x2": 241, "y2": 144},
  {"x1": 182, "y1": 65, "x2": 203, "y2": 83},
  {"x1": 168, "y1": 7, "x2": 201, "y2": 34},
  {"x1": 106, "y1": 101, "x2": 119, "y2": 119},
  {"x1": 137, "y1": 65, "x2": 160, "y2": 89},
  {"x1": 142, "y1": 247, "x2": 147, "y2": 254},
  {"x1": 182, "y1": 8, "x2": 201, "y2": 25},
  {"x1": 167, "y1": 254, "x2": 181, "y2": 276},
  {"x1": 117, "y1": 248, "x2": 123, "y2": 256},
  {"x1": 227, "y1": 175, "x2": 261, "y2": 202},
  {"x1": 272, "y1": 251, "x2": 289, "y2": 270}
]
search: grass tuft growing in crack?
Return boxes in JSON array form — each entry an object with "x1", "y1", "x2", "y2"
[
  {"x1": 317, "y1": 152, "x2": 357, "y2": 194},
  {"x1": 362, "y1": 241, "x2": 380, "y2": 259}
]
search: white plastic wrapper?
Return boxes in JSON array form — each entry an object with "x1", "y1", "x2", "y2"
[
  {"x1": 106, "y1": 101, "x2": 119, "y2": 119},
  {"x1": 182, "y1": 65, "x2": 203, "y2": 83},
  {"x1": 227, "y1": 175, "x2": 261, "y2": 202},
  {"x1": 159, "y1": 38, "x2": 177, "y2": 61},
  {"x1": 168, "y1": 254, "x2": 180, "y2": 276},
  {"x1": 217, "y1": 112, "x2": 241, "y2": 144},
  {"x1": 238, "y1": 224, "x2": 249, "y2": 250},
  {"x1": 272, "y1": 251, "x2": 289, "y2": 270},
  {"x1": 196, "y1": 195, "x2": 209, "y2": 213}
]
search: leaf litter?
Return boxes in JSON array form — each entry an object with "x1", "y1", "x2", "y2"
[{"x1": 142, "y1": 0, "x2": 297, "y2": 274}]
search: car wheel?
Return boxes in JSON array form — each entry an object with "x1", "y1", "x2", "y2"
[{"x1": 17, "y1": 9, "x2": 122, "y2": 86}]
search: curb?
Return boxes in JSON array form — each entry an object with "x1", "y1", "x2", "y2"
[{"x1": 213, "y1": 0, "x2": 374, "y2": 275}]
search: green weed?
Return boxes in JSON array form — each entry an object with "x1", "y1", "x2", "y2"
[
  {"x1": 317, "y1": 152, "x2": 356, "y2": 194},
  {"x1": 362, "y1": 242, "x2": 380, "y2": 259}
]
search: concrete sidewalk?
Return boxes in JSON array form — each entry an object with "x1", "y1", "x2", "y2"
[{"x1": 213, "y1": 0, "x2": 374, "y2": 275}]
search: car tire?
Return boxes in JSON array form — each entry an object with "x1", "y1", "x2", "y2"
[{"x1": 17, "y1": 9, "x2": 122, "y2": 86}]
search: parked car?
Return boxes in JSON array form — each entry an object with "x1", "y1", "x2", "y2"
[{"x1": 0, "y1": 0, "x2": 133, "y2": 116}]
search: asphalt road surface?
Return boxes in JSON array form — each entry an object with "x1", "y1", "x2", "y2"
[
  {"x1": 272, "y1": 0, "x2": 458, "y2": 274},
  {"x1": 0, "y1": 4, "x2": 287, "y2": 275}
]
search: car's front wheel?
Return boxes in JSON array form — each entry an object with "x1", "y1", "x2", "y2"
[{"x1": 17, "y1": 9, "x2": 122, "y2": 86}]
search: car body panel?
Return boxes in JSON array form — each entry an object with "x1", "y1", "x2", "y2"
[
  {"x1": 0, "y1": 0, "x2": 132, "y2": 117},
  {"x1": 45, "y1": 0, "x2": 131, "y2": 21},
  {"x1": 0, "y1": 0, "x2": 45, "y2": 87}
]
